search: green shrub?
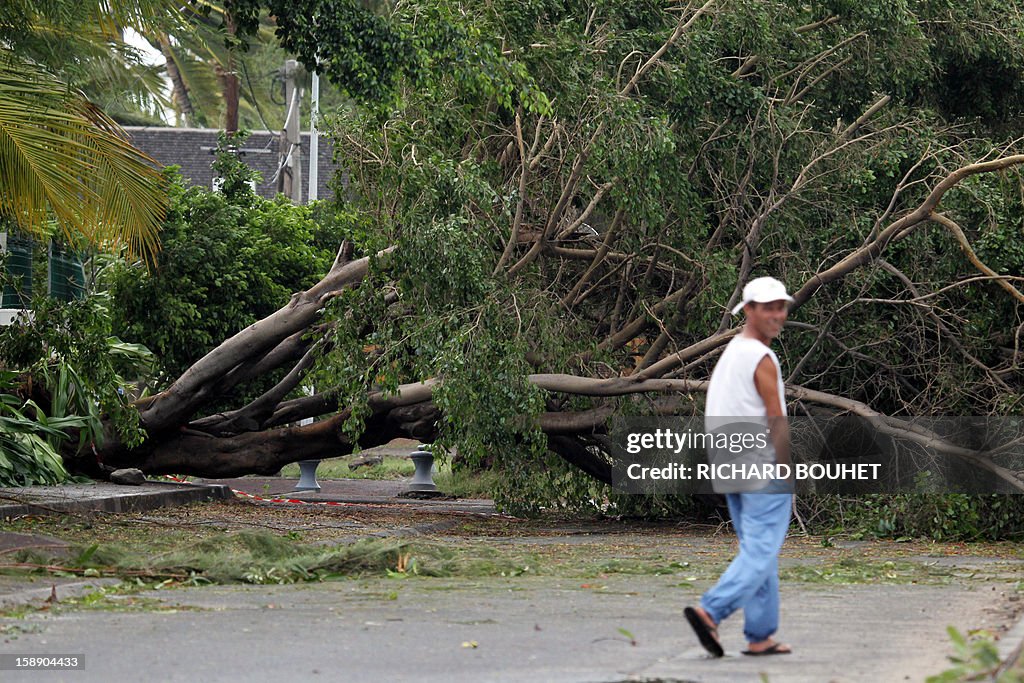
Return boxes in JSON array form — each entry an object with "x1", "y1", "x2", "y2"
[
  {"x1": 0, "y1": 387, "x2": 73, "y2": 486},
  {"x1": 103, "y1": 133, "x2": 357, "y2": 389},
  {"x1": 800, "y1": 494, "x2": 1024, "y2": 542}
]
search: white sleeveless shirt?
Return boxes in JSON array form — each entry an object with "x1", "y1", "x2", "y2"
[{"x1": 706, "y1": 335, "x2": 786, "y2": 419}]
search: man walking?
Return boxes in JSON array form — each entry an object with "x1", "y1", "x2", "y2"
[{"x1": 685, "y1": 276, "x2": 795, "y2": 657}]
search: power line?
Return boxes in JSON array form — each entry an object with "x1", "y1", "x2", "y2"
[{"x1": 241, "y1": 58, "x2": 280, "y2": 139}]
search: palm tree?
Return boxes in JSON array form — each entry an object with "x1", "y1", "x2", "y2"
[
  {"x1": 147, "y1": 3, "x2": 283, "y2": 132},
  {"x1": 0, "y1": 57, "x2": 166, "y2": 260},
  {"x1": 0, "y1": 0, "x2": 182, "y2": 261}
]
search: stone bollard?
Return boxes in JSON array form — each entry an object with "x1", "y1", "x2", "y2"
[
  {"x1": 406, "y1": 444, "x2": 438, "y2": 493},
  {"x1": 294, "y1": 460, "x2": 322, "y2": 491}
]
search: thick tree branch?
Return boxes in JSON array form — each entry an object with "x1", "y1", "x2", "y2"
[
  {"x1": 508, "y1": 125, "x2": 605, "y2": 275},
  {"x1": 555, "y1": 179, "x2": 617, "y2": 241},
  {"x1": 787, "y1": 384, "x2": 1024, "y2": 492},
  {"x1": 190, "y1": 342, "x2": 323, "y2": 435},
  {"x1": 137, "y1": 250, "x2": 389, "y2": 434},
  {"x1": 547, "y1": 435, "x2": 613, "y2": 484},
  {"x1": 103, "y1": 410, "x2": 403, "y2": 477},
  {"x1": 841, "y1": 94, "x2": 890, "y2": 141},
  {"x1": 791, "y1": 155, "x2": 1024, "y2": 310},
  {"x1": 267, "y1": 380, "x2": 439, "y2": 428},
  {"x1": 219, "y1": 326, "x2": 324, "y2": 391}
]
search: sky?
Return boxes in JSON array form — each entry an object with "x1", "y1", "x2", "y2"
[{"x1": 124, "y1": 28, "x2": 176, "y2": 125}]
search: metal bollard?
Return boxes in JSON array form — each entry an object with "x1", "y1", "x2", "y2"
[
  {"x1": 406, "y1": 444, "x2": 438, "y2": 492},
  {"x1": 294, "y1": 459, "x2": 322, "y2": 491},
  {"x1": 294, "y1": 406, "x2": 320, "y2": 491}
]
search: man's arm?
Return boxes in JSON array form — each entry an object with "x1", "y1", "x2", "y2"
[{"x1": 754, "y1": 355, "x2": 790, "y2": 468}]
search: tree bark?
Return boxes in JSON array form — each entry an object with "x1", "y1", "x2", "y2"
[
  {"x1": 221, "y1": 12, "x2": 240, "y2": 134},
  {"x1": 156, "y1": 33, "x2": 194, "y2": 127}
]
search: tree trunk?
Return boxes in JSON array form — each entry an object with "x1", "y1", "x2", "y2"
[
  {"x1": 156, "y1": 34, "x2": 194, "y2": 127},
  {"x1": 221, "y1": 12, "x2": 240, "y2": 133}
]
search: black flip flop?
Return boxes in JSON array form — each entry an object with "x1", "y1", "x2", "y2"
[
  {"x1": 684, "y1": 606, "x2": 724, "y2": 658},
  {"x1": 742, "y1": 643, "x2": 792, "y2": 656}
]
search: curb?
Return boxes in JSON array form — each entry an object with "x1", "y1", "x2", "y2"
[
  {"x1": 0, "y1": 482, "x2": 233, "y2": 520},
  {"x1": 237, "y1": 494, "x2": 505, "y2": 518},
  {"x1": 282, "y1": 494, "x2": 495, "y2": 510}
]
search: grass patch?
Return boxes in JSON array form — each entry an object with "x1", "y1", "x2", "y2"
[
  {"x1": 3, "y1": 504, "x2": 1018, "y2": 594},
  {"x1": 0, "y1": 531, "x2": 713, "y2": 587},
  {"x1": 277, "y1": 454, "x2": 498, "y2": 498},
  {"x1": 0, "y1": 532, "x2": 537, "y2": 585},
  {"x1": 434, "y1": 467, "x2": 500, "y2": 499},
  {"x1": 0, "y1": 515, "x2": 1000, "y2": 589},
  {"x1": 0, "y1": 621, "x2": 45, "y2": 634},
  {"x1": 780, "y1": 557, "x2": 954, "y2": 585},
  {"x1": 589, "y1": 558, "x2": 694, "y2": 577},
  {"x1": 279, "y1": 455, "x2": 415, "y2": 480},
  {"x1": 58, "y1": 589, "x2": 202, "y2": 614}
]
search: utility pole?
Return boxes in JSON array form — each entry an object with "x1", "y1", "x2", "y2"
[
  {"x1": 308, "y1": 67, "x2": 319, "y2": 203},
  {"x1": 277, "y1": 59, "x2": 303, "y2": 203},
  {"x1": 224, "y1": 14, "x2": 239, "y2": 133}
]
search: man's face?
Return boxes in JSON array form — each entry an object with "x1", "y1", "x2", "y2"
[{"x1": 744, "y1": 300, "x2": 789, "y2": 340}]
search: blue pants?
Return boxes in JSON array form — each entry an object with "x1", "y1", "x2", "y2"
[{"x1": 700, "y1": 489, "x2": 792, "y2": 643}]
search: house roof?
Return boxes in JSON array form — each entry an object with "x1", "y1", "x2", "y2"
[{"x1": 123, "y1": 126, "x2": 342, "y2": 204}]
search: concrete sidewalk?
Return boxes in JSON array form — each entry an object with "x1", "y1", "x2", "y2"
[
  {"x1": 0, "y1": 476, "x2": 497, "y2": 520},
  {"x1": 197, "y1": 476, "x2": 498, "y2": 514},
  {"x1": 0, "y1": 481, "x2": 232, "y2": 519}
]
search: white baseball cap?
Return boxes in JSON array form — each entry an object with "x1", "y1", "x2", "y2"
[{"x1": 731, "y1": 276, "x2": 794, "y2": 315}]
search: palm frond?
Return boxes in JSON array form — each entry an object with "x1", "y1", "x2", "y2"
[
  {"x1": 77, "y1": 50, "x2": 171, "y2": 116},
  {"x1": 167, "y1": 41, "x2": 226, "y2": 125},
  {"x1": 92, "y1": 0, "x2": 190, "y2": 39},
  {"x1": 0, "y1": 54, "x2": 166, "y2": 262}
]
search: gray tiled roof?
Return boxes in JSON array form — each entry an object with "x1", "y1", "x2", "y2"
[{"x1": 123, "y1": 127, "x2": 341, "y2": 204}]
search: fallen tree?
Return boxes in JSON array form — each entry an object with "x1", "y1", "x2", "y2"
[
  {"x1": 90, "y1": 149, "x2": 1024, "y2": 490},
  {"x1": 38, "y1": 1, "x2": 1024, "y2": 502}
]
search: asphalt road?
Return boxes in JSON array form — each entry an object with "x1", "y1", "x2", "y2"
[{"x1": 1, "y1": 571, "x2": 1021, "y2": 683}]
